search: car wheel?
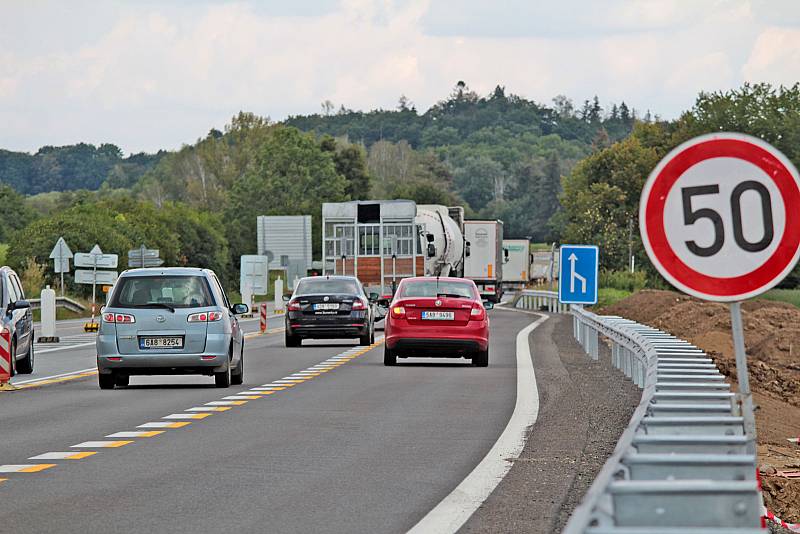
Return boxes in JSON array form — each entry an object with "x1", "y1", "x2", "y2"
[
  {"x1": 231, "y1": 350, "x2": 244, "y2": 385},
  {"x1": 215, "y1": 362, "x2": 231, "y2": 388},
  {"x1": 383, "y1": 346, "x2": 396, "y2": 366},
  {"x1": 285, "y1": 331, "x2": 301, "y2": 347},
  {"x1": 16, "y1": 338, "x2": 34, "y2": 374},
  {"x1": 473, "y1": 349, "x2": 489, "y2": 367},
  {"x1": 99, "y1": 373, "x2": 115, "y2": 390},
  {"x1": 114, "y1": 374, "x2": 129, "y2": 387},
  {"x1": 359, "y1": 331, "x2": 371, "y2": 346}
]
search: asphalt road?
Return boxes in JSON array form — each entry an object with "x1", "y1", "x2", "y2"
[{"x1": 0, "y1": 309, "x2": 535, "y2": 533}]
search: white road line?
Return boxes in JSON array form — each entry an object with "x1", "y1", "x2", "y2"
[
  {"x1": 221, "y1": 395, "x2": 259, "y2": 400},
  {"x1": 137, "y1": 422, "x2": 183, "y2": 428},
  {"x1": 11, "y1": 367, "x2": 97, "y2": 385},
  {"x1": 29, "y1": 452, "x2": 88, "y2": 460},
  {"x1": 407, "y1": 311, "x2": 548, "y2": 534},
  {"x1": 162, "y1": 413, "x2": 210, "y2": 420},
  {"x1": 0, "y1": 465, "x2": 39, "y2": 472},
  {"x1": 71, "y1": 441, "x2": 130, "y2": 448},
  {"x1": 34, "y1": 342, "x2": 96, "y2": 354},
  {"x1": 105, "y1": 431, "x2": 162, "y2": 438}
]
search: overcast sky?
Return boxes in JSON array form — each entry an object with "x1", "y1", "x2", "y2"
[{"x1": 1, "y1": 0, "x2": 798, "y2": 154}]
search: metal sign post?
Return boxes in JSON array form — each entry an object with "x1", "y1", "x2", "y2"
[
  {"x1": 730, "y1": 302, "x2": 756, "y2": 440},
  {"x1": 49, "y1": 237, "x2": 73, "y2": 297}
]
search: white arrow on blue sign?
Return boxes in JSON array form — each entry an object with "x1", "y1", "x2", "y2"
[{"x1": 558, "y1": 245, "x2": 599, "y2": 305}]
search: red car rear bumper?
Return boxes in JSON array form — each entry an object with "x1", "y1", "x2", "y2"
[{"x1": 385, "y1": 319, "x2": 489, "y2": 354}]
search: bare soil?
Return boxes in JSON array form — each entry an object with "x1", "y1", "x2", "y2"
[{"x1": 603, "y1": 290, "x2": 800, "y2": 522}]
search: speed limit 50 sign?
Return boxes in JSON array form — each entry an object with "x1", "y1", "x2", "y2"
[{"x1": 640, "y1": 132, "x2": 800, "y2": 301}]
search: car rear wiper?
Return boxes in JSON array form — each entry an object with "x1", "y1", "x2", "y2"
[
  {"x1": 137, "y1": 302, "x2": 176, "y2": 313},
  {"x1": 437, "y1": 293, "x2": 469, "y2": 299}
]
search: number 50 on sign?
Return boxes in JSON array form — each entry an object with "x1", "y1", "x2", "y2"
[{"x1": 640, "y1": 133, "x2": 800, "y2": 302}]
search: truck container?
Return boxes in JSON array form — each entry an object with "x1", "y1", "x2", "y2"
[
  {"x1": 502, "y1": 239, "x2": 531, "y2": 290},
  {"x1": 463, "y1": 220, "x2": 505, "y2": 303},
  {"x1": 321, "y1": 200, "x2": 424, "y2": 295}
]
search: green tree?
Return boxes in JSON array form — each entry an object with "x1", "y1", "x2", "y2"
[{"x1": 0, "y1": 184, "x2": 37, "y2": 242}]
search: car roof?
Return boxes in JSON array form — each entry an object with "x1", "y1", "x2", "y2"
[
  {"x1": 400, "y1": 276, "x2": 474, "y2": 283},
  {"x1": 119, "y1": 267, "x2": 213, "y2": 277}
]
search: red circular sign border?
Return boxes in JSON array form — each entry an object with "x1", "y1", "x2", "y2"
[{"x1": 642, "y1": 134, "x2": 800, "y2": 300}]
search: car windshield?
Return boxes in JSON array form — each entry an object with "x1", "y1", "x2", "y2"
[
  {"x1": 109, "y1": 275, "x2": 214, "y2": 309},
  {"x1": 294, "y1": 278, "x2": 359, "y2": 296},
  {"x1": 399, "y1": 280, "x2": 475, "y2": 299}
]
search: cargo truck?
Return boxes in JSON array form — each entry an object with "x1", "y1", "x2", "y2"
[
  {"x1": 501, "y1": 239, "x2": 531, "y2": 291},
  {"x1": 463, "y1": 220, "x2": 506, "y2": 303}
]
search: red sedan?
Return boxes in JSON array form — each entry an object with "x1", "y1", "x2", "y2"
[{"x1": 383, "y1": 277, "x2": 491, "y2": 367}]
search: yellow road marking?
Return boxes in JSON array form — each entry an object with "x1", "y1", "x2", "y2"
[
  {"x1": 19, "y1": 464, "x2": 57, "y2": 473},
  {"x1": 162, "y1": 422, "x2": 192, "y2": 428},
  {"x1": 67, "y1": 452, "x2": 97, "y2": 460},
  {"x1": 232, "y1": 395, "x2": 261, "y2": 399},
  {"x1": 106, "y1": 441, "x2": 134, "y2": 448},
  {"x1": 138, "y1": 431, "x2": 165, "y2": 438}
]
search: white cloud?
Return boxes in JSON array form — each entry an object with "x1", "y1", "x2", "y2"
[
  {"x1": 0, "y1": 0, "x2": 797, "y2": 153},
  {"x1": 742, "y1": 27, "x2": 800, "y2": 86}
]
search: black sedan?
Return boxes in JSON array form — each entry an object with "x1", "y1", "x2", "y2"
[{"x1": 284, "y1": 276, "x2": 376, "y2": 347}]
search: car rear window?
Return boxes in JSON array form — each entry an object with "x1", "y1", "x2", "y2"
[
  {"x1": 399, "y1": 280, "x2": 476, "y2": 298},
  {"x1": 109, "y1": 275, "x2": 214, "y2": 308},
  {"x1": 294, "y1": 278, "x2": 359, "y2": 296}
]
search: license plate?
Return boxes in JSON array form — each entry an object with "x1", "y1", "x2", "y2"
[
  {"x1": 422, "y1": 311, "x2": 455, "y2": 320},
  {"x1": 313, "y1": 303, "x2": 339, "y2": 311},
  {"x1": 139, "y1": 336, "x2": 184, "y2": 349}
]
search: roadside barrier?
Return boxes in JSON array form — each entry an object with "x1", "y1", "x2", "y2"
[
  {"x1": 513, "y1": 289, "x2": 567, "y2": 313},
  {"x1": 0, "y1": 328, "x2": 14, "y2": 390},
  {"x1": 562, "y1": 306, "x2": 763, "y2": 533},
  {"x1": 260, "y1": 303, "x2": 268, "y2": 333},
  {"x1": 763, "y1": 506, "x2": 800, "y2": 532}
]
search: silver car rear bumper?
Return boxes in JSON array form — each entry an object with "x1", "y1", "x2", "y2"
[{"x1": 96, "y1": 333, "x2": 230, "y2": 374}]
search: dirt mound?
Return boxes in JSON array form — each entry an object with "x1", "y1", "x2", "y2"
[{"x1": 602, "y1": 289, "x2": 800, "y2": 521}]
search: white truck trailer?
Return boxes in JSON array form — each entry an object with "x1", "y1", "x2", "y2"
[
  {"x1": 463, "y1": 220, "x2": 505, "y2": 303},
  {"x1": 501, "y1": 239, "x2": 531, "y2": 290}
]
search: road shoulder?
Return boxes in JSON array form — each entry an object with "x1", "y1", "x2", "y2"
[{"x1": 460, "y1": 313, "x2": 641, "y2": 533}]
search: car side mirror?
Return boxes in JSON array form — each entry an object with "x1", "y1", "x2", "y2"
[
  {"x1": 282, "y1": 294, "x2": 291, "y2": 302},
  {"x1": 482, "y1": 300, "x2": 494, "y2": 310},
  {"x1": 231, "y1": 303, "x2": 249, "y2": 315},
  {"x1": 427, "y1": 243, "x2": 436, "y2": 258},
  {"x1": 426, "y1": 233, "x2": 435, "y2": 243},
  {"x1": 503, "y1": 248, "x2": 510, "y2": 263},
  {"x1": 8, "y1": 299, "x2": 30, "y2": 314},
  {"x1": 368, "y1": 292, "x2": 380, "y2": 302}
]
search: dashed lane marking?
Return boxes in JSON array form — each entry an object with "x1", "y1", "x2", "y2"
[
  {"x1": 0, "y1": 464, "x2": 57, "y2": 473},
  {"x1": 106, "y1": 431, "x2": 164, "y2": 438},
  {"x1": 162, "y1": 413, "x2": 212, "y2": 420},
  {"x1": 29, "y1": 452, "x2": 97, "y2": 460},
  {"x1": 137, "y1": 422, "x2": 191, "y2": 429},
  {"x1": 0, "y1": 337, "x2": 385, "y2": 486},
  {"x1": 71, "y1": 441, "x2": 133, "y2": 448}
]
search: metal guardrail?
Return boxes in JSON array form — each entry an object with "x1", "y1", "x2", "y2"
[
  {"x1": 28, "y1": 297, "x2": 87, "y2": 313},
  {"x1": 512, "y1": 289, "x2": 567, "y2": 313},
  {"x1": 562, "y1": 306, "x2": 762, "y2": 533}
]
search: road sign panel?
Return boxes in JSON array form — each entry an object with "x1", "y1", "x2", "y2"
[
  {"x1": 640, "y1": 132, "x2": 800, "y2": 301},
  {"x1": 74, "y1": 252, "x2": 119, "y2": 269},
  {"x1": 75, "y1": 269, "x2": 118, "y2": 285},
  {"x1": 49, "y1": 237, "x2": 73, "y2": 274},
  {"x1": 558, "y1": 245, "x2": 598, "y2": 305},
  {"x1": 128, "y1": 246, "x2": 161, "y2": 268}
]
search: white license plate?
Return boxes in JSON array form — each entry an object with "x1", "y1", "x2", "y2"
[
  {"x1": 421, "y1": 311, "x2": 455, "y2": 320},
  {"x1": 313, "y1": 303, "x2": 340, "y2": 311},
  {"x1": 139, "y1": 336, "x2": 184, "y2": 349}
]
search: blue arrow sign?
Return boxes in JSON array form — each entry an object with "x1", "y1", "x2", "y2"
[{"x1": 559, "y1": 245, "x2": 599, "y2": 305}]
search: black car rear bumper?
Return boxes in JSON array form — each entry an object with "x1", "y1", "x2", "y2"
[{"x1": 286, "y1": 321, "x2": 369, "y2": 339}]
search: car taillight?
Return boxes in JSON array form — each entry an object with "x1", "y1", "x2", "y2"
[
  {"x1": 187, "y1": 311, "x2": 223, "y2": 322},
  {"x1": 287, "y1": 300, "x2": 302, "y2": 311},
  {"x1": 470, "y1": 305, "x2": 486, "y2": 320},
  {"x1": 391, "y1": 306, "x2": 406, "y2": 318},
  {"x1": 352, "y1": 299, "x2": 367, "y2": 310},
  {"x1": 103, "y1": 313, "x2": 135, "y2": 323}
]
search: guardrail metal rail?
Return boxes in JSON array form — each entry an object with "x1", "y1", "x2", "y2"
[{"x1": 514, "y1": 291, "x2": 763, "y2": 533}]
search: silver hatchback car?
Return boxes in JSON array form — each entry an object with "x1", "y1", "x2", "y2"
[{"x1": 96, "y1": 267, "x2": 249, "y2": 389}]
